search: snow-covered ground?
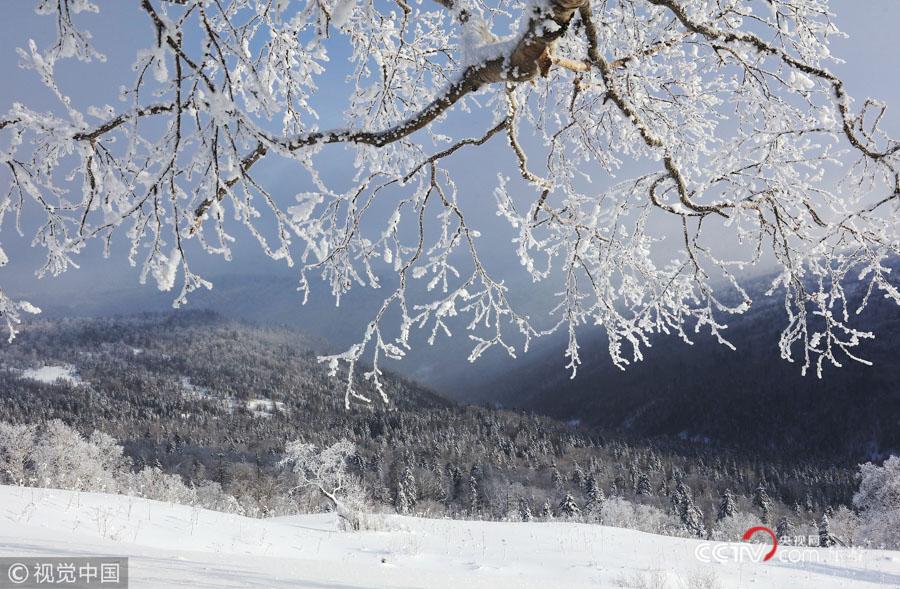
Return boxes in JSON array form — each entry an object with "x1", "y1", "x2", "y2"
[
  {"x1": 1, "y1": 486, "x2": 898, "y2": 589},
  {"x1": 180, "y1": 377, "x2": 285, "y2": 417},
  {"x1": 16, "y1": 365, "x2": 81, "y2": 386}
]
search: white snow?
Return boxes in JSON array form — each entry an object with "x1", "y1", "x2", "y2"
[
  {"x1": 180, "y1": 377, "x2": 283, "y2": 417},
  {"x1": 245, "y1": 398, "x2": 286, "y2": 417},
  {"x1": 330, "y1": 0, "x2": 355, "y2": 28},
  {"x1": 18, "y1": 365, "x2": 81, "y2": 386},
  {"x1": 1, "y1": 486, "x2": 898, "y2": 589}
]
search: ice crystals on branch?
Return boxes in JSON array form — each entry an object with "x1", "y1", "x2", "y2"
[{"x1": 0, "y1": 0, "x2": 898, "y2": 402}]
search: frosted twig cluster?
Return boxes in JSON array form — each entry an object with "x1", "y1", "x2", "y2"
[{"x1": 1, "y1": 0, "x2": 898, "y2": 405}]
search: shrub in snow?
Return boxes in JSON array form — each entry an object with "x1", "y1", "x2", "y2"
[
  {"x1": 195, "y1": 480, "x2": 244, "y2": 514},
  {"x1": 0, "y1": 422, "x2": 36, "y2": 486},
  {"x1": 828, "y1": 506, "x2": 860, "y2": 547},
  {"x1": 617, "y1": 569, "x2": 723, "y2": 589},
  {"x1": 121, "y1": 466, "x2": 194, "y2": 505},
  {"x1": 0, "y1": 420, "x2": 251, "y2": 516},
  {"x1": 617, "y1": 569, "x2": 685, "y2": 589},
  {"x1": 30, "y1": 420, "x2": 125, "y2": 493},
  {"x1": 600, "y1": 497, "x2": 679, "y2": 535},
  {"x1": 710, "y1": 511, "x2": 767, "y2": 543}
]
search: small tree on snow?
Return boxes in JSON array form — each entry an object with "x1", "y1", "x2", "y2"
[
  {"x1": 280, "y1": 439, "x2": 366, "y2": 530},
  {"x1": 559, "y1": 494, "x2": 581, "y2": 519}
]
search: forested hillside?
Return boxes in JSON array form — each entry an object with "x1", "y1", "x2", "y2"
[
  {"x1": 479, "y1": 270, "x2": 900, "y2": 464},
  {"x1": 0, "y1": 313, "x2": 866, "y2": 541}
]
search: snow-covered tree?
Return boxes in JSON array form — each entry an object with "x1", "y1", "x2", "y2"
[
  {"x1": 572, "y1": 463, "x2": 586, "y2": 488},
  {"x1": 30, "y1": 420, "x2": 126, "y2": 492},
  {"x1": 280, "y1": 438, "x2": 367, "y2": 530},
  {"x1": 600, "y1": 497, "x2": 679, "y2": 535},
  {"x1": 775, "y1": 515, "x2": 795, "y2": 544},
  {"x1": 1, "y1": 0, "x2": 898, "y2": 401},
  {"x1": 468, "y1": 465, "x2": 481, "y2": 514},
  {"x1": 0, "y1": 422, "x2": 36, "y2": 486},
  {"x1": 818, "y1": 513, "x2": 836, "y2": 547},
  {"x1": 540, "y1": 499, "x2": 554, "y2": 520},
  {"x1": 716, "y1": 489, "x2": 737, "y2": 522},
  {"x1": 558, "y1": 493, "x2": 581, "y2": 519},
  {"x1": 753, "y1": 483, "x2": 772, "y2": 522},
  {"x1": 853, "y1": 456, "x2": 900, "y2": 549},
  {"x1": 395, "y1": 465, "x2": 417, "y2": 514},
  {"x1": 804, "y1": 493, "x2": 816, "y2": 513},
  {"x1": 123, "y1": 465, "x2": 194, "y2": 505},
  {"x1": 711, "y1": 511, "x2": 763, "y2": 542},
  {"x1": 551, "y1": 465, "x2": 564, "y2": 491},
  {"x1": 635, "y1": 472, "x2": 652, "y2": 496},
  {"x1": 828, "y1": 505, "x2": 860, "y2": 548},
  {"x1": 517, "y1": 496, "x2": 533, "y2": 522},
  {"x1": 672, "y1": 480, "x2": 705, "y2": 537},
  {"x1": 584, "y1": 473, "x2": 605, "y2": 514}
]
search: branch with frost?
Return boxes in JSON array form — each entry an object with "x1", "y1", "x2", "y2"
[
  {"x1": 0, "y1": 287, "x2": 41, "y2": 343},
  {"x1": 1, "y1": 0, "x2": 899, "y2": 401}
]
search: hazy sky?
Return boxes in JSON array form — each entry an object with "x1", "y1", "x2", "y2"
[{"x1": 0, "y1": 0, "x2": 898, "y2": 340}]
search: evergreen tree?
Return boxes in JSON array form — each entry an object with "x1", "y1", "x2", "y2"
[
  {"x1": 540, "y1": 499, "x2": 553, "y2": 520},
  {"x1": 753, "y1": 483, "x2": 772, "y2": 522},
  {"x1": 518, "y1": 497, "x2": 533, "y2": 522},
  {"x1": 550, "y1": 465, "x2": 563, "y2": 491},
  {"x1": 635, "y1": 472, "x2": 652, "y2": 496},
  {"x1": 776, "y1": 516, "x2": 795, "y2": 545},
  {"x1": 585, "y1": 474, "x2": 605, "y2": 508},
  {"x1": 717, "y1": 489, "x2": 737, "y2": 522},
  {"x1": 572, "y1": 462, "x2": 585, "y2": 488},
  {"x1": 558, "y1": 493, "x2": 581, "y2": 519},
  {"x1": 672, "y1": 481, "x2": 706, "y2": 537},
  {"x1": 395, "y1": 465, "x2": 416, "y2": 514},
  {"x1": 804, "y1": 493, "x2": 815, "y2": 513},
  {"x1": 468, "y1": 466, "x2": 480, "y2": 514},
  {"x1": 819, "y1": 514, "x2": 836, "y2": 547}
]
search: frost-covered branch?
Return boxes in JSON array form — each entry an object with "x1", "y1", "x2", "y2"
[{"x1": 1, "y1": 0, "x2": 899, "y2": 400}]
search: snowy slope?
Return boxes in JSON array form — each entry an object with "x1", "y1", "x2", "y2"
[{"x1": 1, "y1": 486, "x2": 898, "y2": 589}]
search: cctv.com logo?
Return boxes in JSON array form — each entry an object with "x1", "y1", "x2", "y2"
[{"x1": 694, "y1": 526, "x2": 863, "y2": 565}]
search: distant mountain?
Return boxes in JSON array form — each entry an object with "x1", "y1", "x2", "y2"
[
  {"x1": 16, "y1": 264, "x2": 900, "y2": 465},
  {"x1": 473, "y1": 271, "x2": 900, "y2": 464}
]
